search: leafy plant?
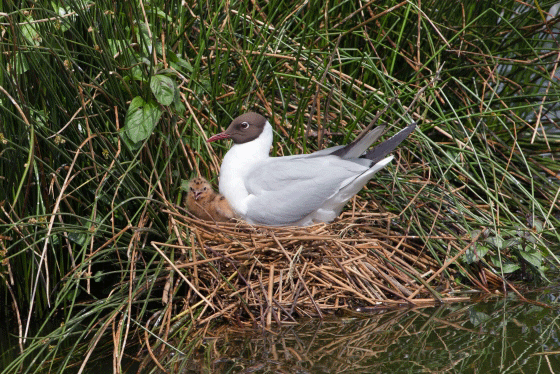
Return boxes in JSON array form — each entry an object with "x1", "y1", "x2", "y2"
[{"x1": 465, "y1": 216, "x2": 548, "y2": 279}]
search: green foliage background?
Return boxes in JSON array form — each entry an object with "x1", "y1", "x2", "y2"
[{"x1": 0, "y1": 0, "x2": 559, "y2": 371}]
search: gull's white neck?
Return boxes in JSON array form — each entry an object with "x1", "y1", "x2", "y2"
[{"x1": 218, "y1": 121, "x2": 273, "y2": 215}]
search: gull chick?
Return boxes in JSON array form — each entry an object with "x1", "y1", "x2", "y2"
[
  {"x1": 185, "y1": 177, "x2": 236, "y2": 222},
  {"x1": 207, "y1": 112, "x2": 416, "y2": 226}
]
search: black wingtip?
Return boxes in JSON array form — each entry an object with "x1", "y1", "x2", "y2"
[
  {"x1": 363, "y1": 122, "x2": 416, "y2": 165},
  {"x1": 330, "y1": 125, "x2": 385, "y2": 158}
]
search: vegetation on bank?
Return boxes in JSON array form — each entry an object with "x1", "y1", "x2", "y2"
[{"x1": 0, "y1": 0, "x2": 559, "y2": 371}]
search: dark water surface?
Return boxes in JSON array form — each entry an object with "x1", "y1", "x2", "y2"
[
  {"x1": 2, "y1": 290, "x2": 559, "y2": 373},
  {"x1": 183, "y1": 292, "x2": 560, "y2": 373}
]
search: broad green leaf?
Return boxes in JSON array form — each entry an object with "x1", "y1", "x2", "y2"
[
  {"x1": 135, "y1": 22, "x2": 163, "y2": 57},
  {"x1": 173, "y1": 99, "x2": 185, "y2": 113},
  {"x1": 168, "y1": 51, "x2": 194, "y2": 72},
  {"x1": 124, "y1": 96, "x2": 162, "y2": 143},
  {"x1": 486, "y1": 235, "x2": 504, "y2": 249},
  {"x1": 499, "y1": 263, "x2": 521, "y2": 274},
  {"x1": 120, "y1": 129, "x2": 141, "y2": 151},
  {"x1": 21, "y1": 22, "x2": 41, "y2": 46},
  {"x1": 129, "y1": 64, "x2": 147, "y2": 82},
  {"x1": 51, "y1": 2, "x2": 74, "y2": 32},
  {"x1": 13, "y1": 53, "x2": 29, "y2": 75},
  {"x1": 503, "y1": 237, "x2": 520, "y2": 248},
  {"x1": 469, "y1": 229, "x2": 482, "y2": 239},
  {"x1": 93, "y1": 271, "x2": 106, "y2": 283},
  {"x1": 150, "y1": 75, "x2": 176, "y2": 106},
  {"x1": 68, "y1": 232, "x2": 88, "y2": 246},
  {"x1": 464, "y1": 244, "x2": 490, "y2": 264},
  {"x1": 154, "y1": 8, "x2": 173, "y2": 21},
  {"x1": 490, "y1": 256, "x2": 520, "y2": 273},
  {"x1": 533, "y1": 218, "x2": 544, "y2": 233},
  {"x1": 107, "y1": 39, "x2": 123, "y2": 57},
  {"x1": 519, "y1": 250, "x2": 542, "y2": 268}
]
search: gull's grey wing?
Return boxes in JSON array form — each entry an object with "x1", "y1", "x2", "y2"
[{"x1": 244, "y1": 156, "x2": 368, "y2": 225}]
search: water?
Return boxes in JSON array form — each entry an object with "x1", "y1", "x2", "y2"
[
  {"x1": 2, "y1": 290, "x2": 559, "y2": 373},
  {"x1": 176, "y1": 292, "x2": 560, "y2": 373}
]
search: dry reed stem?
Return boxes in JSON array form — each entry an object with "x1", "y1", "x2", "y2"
[{"x1": 155, "y1": 207, "x2": 484, "y2": 327}]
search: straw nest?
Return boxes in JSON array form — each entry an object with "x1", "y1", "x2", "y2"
[{"x1": 157, "y1": 205, "x2": 487, "y2": 327}]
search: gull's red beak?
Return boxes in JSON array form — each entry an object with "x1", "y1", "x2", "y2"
[{"x1": 207, "y1": 132, "x2": 231, "y2": 143}]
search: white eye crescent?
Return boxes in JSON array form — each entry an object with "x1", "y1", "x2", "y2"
[{"x1": 240, "y1": 121, "x2": 249, "y2": 129}]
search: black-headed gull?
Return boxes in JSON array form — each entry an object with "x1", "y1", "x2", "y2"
[
  {"x1": 207, "y1": 112, "x2": 415, "y2": 226},
  {"x1": 186, "y1": 177, "x2": 236, "y2": 222}
]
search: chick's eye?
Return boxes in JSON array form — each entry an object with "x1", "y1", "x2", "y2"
[{"x1": 240, "y1": 122, "x2": 249, "y2": 129}]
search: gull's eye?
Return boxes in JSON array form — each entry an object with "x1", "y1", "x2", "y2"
[{"x1": 240, "y1": 121, "x2": 249, "y2": 129}]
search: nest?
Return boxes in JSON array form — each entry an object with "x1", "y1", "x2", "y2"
[{"x1": 157, "y1": 207, "x2": 473, "y2": 327}]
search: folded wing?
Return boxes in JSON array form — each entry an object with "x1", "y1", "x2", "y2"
[{"x1": 244, "y1": 156, "x2": 370, "y2": 225}]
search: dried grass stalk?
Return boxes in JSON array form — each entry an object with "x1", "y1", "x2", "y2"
[{"x1": 158, "y1": 208, "x2": 471, "y2": 326}]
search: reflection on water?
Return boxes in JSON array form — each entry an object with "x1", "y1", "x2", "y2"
[
  {"x1": 2, "y1": 292, "x2": 559, "y2": 373},
  {"x1": 170, "y1": 295, "x2": 560, "y2": 373}
]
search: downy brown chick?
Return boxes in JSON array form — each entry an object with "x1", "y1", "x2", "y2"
[{"x1": 185, "y1": 177, "x2": 236, "y2": 222}]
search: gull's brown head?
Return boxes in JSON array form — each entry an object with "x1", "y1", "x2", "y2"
[{"x1": 207, "y1": 112, "x2": 268, "y2": 144}]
